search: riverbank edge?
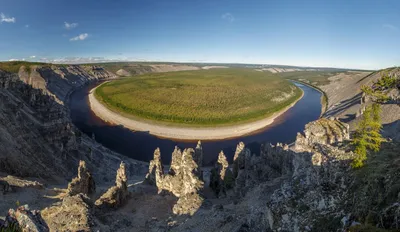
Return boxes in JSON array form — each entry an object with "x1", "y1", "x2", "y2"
[
  {"x1": 290, "y1": 80, "x2": 328, "y2": 116},
  {"x1": 88, "y1": 83, "x2": 304, "y2": 140}
]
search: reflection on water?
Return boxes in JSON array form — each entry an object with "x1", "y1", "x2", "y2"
[{"x1": 69, "y1": 82, "x2": 321, "y2": 166}]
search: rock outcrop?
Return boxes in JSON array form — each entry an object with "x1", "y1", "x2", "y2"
[
  {"x1": 1, "y1": 205, "x2": 49, "y2": 232},
  {"x1": 194, "y1": 141, "x2": 203, "y2": 179},
  {"x1": 67, "y1": 160, "x2": 96, "y2": 196},
  {"x1": 95, "y1": 162, "x2": 129, "y2": 209},
  {"x1": 209, "y1": 151, "x2": 234, "y2": 197},
  {"x1": 41, "y1": 194, "x2": 93, "y2": 232},
  {"x1": 144, "y1": 148, "x2": 164, "y2": 185},
  {"x1": 232, "y1": 142, "x2": 253, "y2": 196},
  {"x1": 295, "y1": 118, "x2": 350, "y2": 152},
  {"x1": 146, "y1": 146, "x2": 204, "y2": 215}
]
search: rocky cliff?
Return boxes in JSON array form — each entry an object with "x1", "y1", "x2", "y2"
[
  {"x1": 0, "y1": 68, "x2": 147, "y2": 181},
  {"x1": 18, "y1": 65, "x2": 116, "y2": 104}
]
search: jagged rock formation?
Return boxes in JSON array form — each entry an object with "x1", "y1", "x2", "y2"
[
  {"x1": 157, "y1": 148, "x2": 203, "y2": 197},
  {"x1": 209, "y1": 151, "x2": 234, "y2": 197},
  {"x1": 67, "y1": 160, "x2": 96, "y2": 196},
  {"x1": 95, "y1": 162, "x2": 129, "y2": 209},
  {"x1": 41, "y1": 194, "x2": 93, "y2": 232},
  {"x1": 232, "y1": 142, "x2": 253, "y2": 196},
  {"x1": 144, "y1": 148, "x2": 164, "y2": 185},
  {"x1": 170, "y1": 140, "x2": 361, "y2": 231},
  {"x1": 146, "y1": 146, "x2": 204, "y2": 215},
  {"x1": 194, "y1": 141, "x2": 203, "y2": 178},
  {"x1": 1, "y1": 205, "x2": 49, "y2": 232},
  {"x1": 295, "y1": 118, "x2": 350, "y2": 152}
]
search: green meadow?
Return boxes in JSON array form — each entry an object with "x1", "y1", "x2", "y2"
[{"x1": 95, "y1": 68, "x2": 302, "y2": 126}]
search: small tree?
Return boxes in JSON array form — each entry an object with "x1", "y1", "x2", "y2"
[
  {"x1": 375, "y1": 72, "x2": 397, "y2": 89},
  {"x1": 351, "y1": 104, "x2": 384, "y2": 168},
  {"x1": 352, "y1": 107, "x2": 371, "y2": 168},
  {"x1": 369, "y1": 103, "x2": 385, "y2": 150}
]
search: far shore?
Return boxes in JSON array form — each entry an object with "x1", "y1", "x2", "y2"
[{"x1": 88, "y1": 84, "x2": 304, "y2": 140}]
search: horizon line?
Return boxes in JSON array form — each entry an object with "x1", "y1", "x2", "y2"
[{"x1": 0, "y1": 59, "x2": 381, "y2": 71}]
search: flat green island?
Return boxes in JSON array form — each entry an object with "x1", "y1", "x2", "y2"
[{"x1": 94, "y1": 68, "x2": 302, "y2": 127}]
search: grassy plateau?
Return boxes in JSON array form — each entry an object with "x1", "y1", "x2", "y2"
[{"x1": 94, "y1": 68, "x2": 302, "y2": 127}]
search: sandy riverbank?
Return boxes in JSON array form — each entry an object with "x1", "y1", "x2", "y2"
[{"x1": 88, "y1": 85, "x2": 304, "y2": 140}]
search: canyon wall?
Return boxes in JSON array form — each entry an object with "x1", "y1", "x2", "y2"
[{"x1": 0, "y1": 68, "x2": 147, "y2": 182}]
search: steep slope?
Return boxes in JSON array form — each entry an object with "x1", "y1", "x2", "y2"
[
  {"x1": 0, "y1": 69, "x2": 147, "y2": 182},
  {"x1": 321, "y1": 68, "x2": 400, "y2": 124}
]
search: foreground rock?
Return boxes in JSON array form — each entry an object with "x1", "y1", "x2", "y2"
[
  {"x1": 295, "y1": 118, "x2": 350, "y2": 152},
  {"x1": 95, "y1": 162, "x2": 129, "y2": 209},
  {"x1": 1, "y1": 205, "x2": 49, "y2": 232},
  {"x1": 41, "y1": 194, "x2": 93, "y2": 232},
  {"x1": 67, "y1": 160, "x2": 96, "y2": 196}
]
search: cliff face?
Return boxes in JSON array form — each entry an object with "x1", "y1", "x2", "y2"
[
  {"x1": 0, "y1": 69, "x2": 147, "y2": 181},
  {"x1": 18, "y1": 65, "x2": 116, "y2": 104}
]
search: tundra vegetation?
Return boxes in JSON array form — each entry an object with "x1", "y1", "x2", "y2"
[{"x1": 95, "y1": 68, "x2": 302, "y2": 126}]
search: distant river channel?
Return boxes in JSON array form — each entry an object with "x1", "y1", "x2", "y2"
[{"x1": 69, "y1": 82, "x2": 322, "y2": 166}]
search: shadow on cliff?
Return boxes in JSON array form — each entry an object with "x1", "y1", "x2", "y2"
[
  {"x1": 382, "y1": 120, "x2": 400, "y2": 141},
  {"x1": 0, "y1": 69, "x2": 83, "y2": 179},
  {"x1": 324, "y1": 92, "x2": 362, "y2": 118}
]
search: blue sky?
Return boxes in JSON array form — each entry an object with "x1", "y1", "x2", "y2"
[{"x1": 0, "y1": 0, "x2": 399, "y2": 69}]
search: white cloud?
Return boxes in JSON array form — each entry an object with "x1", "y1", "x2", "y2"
[
  {"x1": 70, "y1": 33, "x2": 89, "y2": 41},
  {"x1": 30, "y1": 56, "x2": 36, "y2": 59},
  {"x1": 8, "y1": 59, "x2": 18, "y2": 61},
  {"x1": 0, "y1": 13, "x2": 16, "y2": 23},
  {"x1": 48, "y1": 57, "x2": 131, "y2": 64},
  {"x1": 221, "y1": 13, "x2": 234, "y2": 22},
  {"x1": 383, "y1": 24, "x2": 398, "y2": 31},
  {"x1": 64, "y1": 22, "x2": 78, "y2": 29}
]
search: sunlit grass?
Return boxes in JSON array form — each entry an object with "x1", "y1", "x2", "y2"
[{"x1": 95, "y1": 68, "x2": 302, "y2": 126}]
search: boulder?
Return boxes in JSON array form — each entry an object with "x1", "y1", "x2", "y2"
[
  {"x1": 3, "y1": 205, "x2": 49, "y2": 232},
  {"x1": 172, "y1": 193, "x2": 203, "y2": 216},
  {"x1": 295, "y1": 118, "x2": 350, "y2": 152},
  {"x1": 41, "y1": 194, "x2": 93, "y2": 232}
]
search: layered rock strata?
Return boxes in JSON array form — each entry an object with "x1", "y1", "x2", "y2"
[{"x1": 0, "y1": 69, "x2": 148, "y2": 182}]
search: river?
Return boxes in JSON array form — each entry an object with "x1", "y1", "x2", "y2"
[{"x1": 69, "y1": 82, "x2": 321, "y2": 166}]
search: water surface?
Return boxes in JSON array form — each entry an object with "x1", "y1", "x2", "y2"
[{"x1": 69, "y1": 82, "x2": 321, "y2": 165}]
